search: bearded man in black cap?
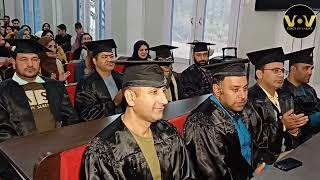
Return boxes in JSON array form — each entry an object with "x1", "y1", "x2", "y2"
[
  {"x1": 183, "y1": 59, "x2": 265, "y2": 180},
  {"x1": 149, "y1": 44, "x2": 182, "y2": 102},
  {"x1": 80, "y1": 60, "x2": 196, "y2": 180},
  {"x1": 0, "y1": 39, "x2": 79, "y2": 180},
  {"x1": 75, "y1": 39, "x2": 124, "y2": 121},
  {"x1": 282, "y1": 47, "x2": 320, "y2": 141},
  {"x1": 180, "y1": 41, "x2": 215, "y2": 99},
  {"x1": 247, "y1": 47, "x2": 308, "y2": 165}
]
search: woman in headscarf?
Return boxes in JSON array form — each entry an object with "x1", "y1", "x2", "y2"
[
  {"x1": 38, "y1": 36, "x2": 70, "y2": 82},
  {"x1": 127, "y1": 40, "x2": 150, "y2": 60},
  {"x1": 17, "y1": 28, "x2": 31, "y2": 39},
  {"x1": 42, "y1": 23, "x2": 51, "y2": 31}
]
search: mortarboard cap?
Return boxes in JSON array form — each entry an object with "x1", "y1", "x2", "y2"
[
  {"x1": 246, "y1": 47, "x2": 285, "y2": 69},
  {"x1": 10, "y1": 39, "x2": 51, "y2": 55},
  {"x1": 85, "y1": 39, "x2": 117, "y2": 57},
  {"x1": 112, "y1": 60, "x2": 171, "y2": 88},
  {"x1": 149, "y1": 45, "x2": 178, "y2": 59},
  {"x1": 202, "y1": 58, "x2": 249, "y2": 77},
  {"x1": 188, "y1": 41, "x2": 215, "y2": 52},
  {"x1": 285, "y1": 47, "x2": 314, "y2": 67}
]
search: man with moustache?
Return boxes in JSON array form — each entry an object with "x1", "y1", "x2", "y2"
[
  {"x1": 180, "y1": 41, "x2": 215, "y2": 99},
  {"x1": 149, "y1": 44, "x2": 182, "y2": 102},
  {"x1": 247, "y1": 47, "x2": 308, "y2": 165},
  {"x1": 81, "y1": 60, "x2": 196, "y2": 180},
  {"x1": 183, "y1": 59, "x2": 265, "y2": 179},
  {"x1": 0, "y1": 39, "x2": 79, "y2": 179},
  {"x1": 75, "y1": 39, "x2": 124, "y2": 121},
  {"x1": 282, "y1": 47, "x2": 320, "y2": 141}
]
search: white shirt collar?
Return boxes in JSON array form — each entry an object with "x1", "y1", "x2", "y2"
[{"x1": 12, "y1": 73, "x2": 45, "y2": 85}]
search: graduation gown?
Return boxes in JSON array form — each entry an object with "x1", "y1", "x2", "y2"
[
  {"x1": 248, "y1": 83, "x2": 299, "y2": 164},
  {"x1": 281, "y1": 79, "x2": 320, "y2": 140},
  {"x1": 167, "y1": 72, "x2": 183, "y2": 101},
  {"x1": 183, "y1": 97, "x2": 256, "y2": 180},
  {"x1": 180, "y1": 64, "x2": 211, "y2": 99},
  {"x1": 80, "y1": 116, "x2": 196, "y2": 180},
  {"x1": 75, "y1": 70, "x2": 124, "y2": 121},
  {"x1": 0, "y1": 77, "x2": 80, "y2": 142}
]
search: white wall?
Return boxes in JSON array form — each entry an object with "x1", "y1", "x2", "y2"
[{"x1": 237, "y1": 0, "x2": 320, "y2": 90}]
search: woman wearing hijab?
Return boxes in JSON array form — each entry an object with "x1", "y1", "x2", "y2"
[
  {"x1": 17, "y1": 28, "x2": 31, "y2": 39},
  {"x1": 42, "y1": 23, "x2": 51, "y2": 31},
  {"x1": 128, "y1": 40, "x2": 150, "y2": 60}
]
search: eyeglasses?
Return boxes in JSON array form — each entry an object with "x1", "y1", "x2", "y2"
[{"x1": 262, "y1": 68, "x2": 288, "y2": 75}]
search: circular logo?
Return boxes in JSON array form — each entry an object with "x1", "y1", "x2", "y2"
[{"x1": 283, "y1": 4, "x2": 317, "y2": 38}]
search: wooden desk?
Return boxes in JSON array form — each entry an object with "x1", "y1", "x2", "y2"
[{"x1": 0, "y1": 94, "x2": 210, "y2": 179}]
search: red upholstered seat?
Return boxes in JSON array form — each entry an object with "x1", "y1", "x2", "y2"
[
  {"x1": 60, "y1": 144, "x2": 87, "y2": 180},
  {"x1": 66, "y1": 85, "x2": 77, "y2": 107},
  {"x1": 114, "y1": 65, "x2": 125, "y2": 73},
  {"x1": 66, "y1": 63, "x2": 77, "y2": 83},
  {"x1": 169, "y1": 114, "x2": 189, "y2": 135}
]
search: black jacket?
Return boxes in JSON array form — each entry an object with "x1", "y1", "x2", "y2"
[
  {"x1": 81, "y1": 116, "x2": 196, "y2": 180},
  {"x1": 183, "y1": 97, "x2": 255, "y2": 180},
  {"x1": 75, "y1": 71, "x2": 123, "y2": 121},
  {"x1": 0, "y1": 77, "x2": 79, "y2": 142},
  {"x1": 248, "y1": 83, "x2": 299, "y2": 164},
  {"x1": 180, "y1": 64, "x2": 211, "y2": 99},
  {"x1": 281, "y1": 79, "x2": 320, "y2": 141}
]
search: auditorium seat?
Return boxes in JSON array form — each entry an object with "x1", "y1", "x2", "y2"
[
  {"x1": 60, "y1": 144, "x2": 87, "y2": 180},
  {"x1": 65, "y1": 84, "x2": 77, "y2": 107},
  {"x1": 114, "y1": 64, "x2": 125, "y2": 73},
  {"x1": 65, "y1": 63, "x2": 77, "y2": 83},
  {"x1": 168, "y1": 113, "x2": 189, "y2": 135}
]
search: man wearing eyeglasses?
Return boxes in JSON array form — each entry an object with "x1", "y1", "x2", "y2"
[
  {"x1": 281, "y1": 47, "x2": 320, "y2": 143},
  {"x1": 246, "y1": 47, "x2": 308, "y2": 166}
]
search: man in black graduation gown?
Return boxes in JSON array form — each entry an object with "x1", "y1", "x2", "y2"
[
  {"x1": 282, "y1": 47, "x2": 320, "y2": 141},
  {"x1": 149, "y1": 44, "x2": 182, "y2": 102},
  {"x1": 180, "y1": 41, "x2": 215, "y2": 99},
  {"x1": 247, "y1": 47, "x2": 308, "y2": 165},
  {"x1": 75, "y1": 39, "x2": 124, "y2": 121},
  {"x1": 0, "y1": 39, "x2": 79, "y2": 180},
  {"x1": 81, "y1": 60, "x2": 196, "y2": 180},
  {"x1": 183, "y1": 59, "x2": 265, "y2": 180}
]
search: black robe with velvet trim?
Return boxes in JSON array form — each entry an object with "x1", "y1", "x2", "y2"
[
  {"x1": 248, "y1": 83, "x2": 299, "y2": 165},
  {"x1": 183, "y1": 97, "x2": 256, "y2": 180},
  {"x1": 75, "y1": 70, "x2": 124, "y2": 121},
  {"x1": 80, "y1": 116, "x2": 196, "y2": 180}
]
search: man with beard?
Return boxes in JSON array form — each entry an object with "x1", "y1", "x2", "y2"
[
  {"x1": 183, "y1": 59, "x2": 265, "y2": 179},
  {"x1": 81, "y1": 60, "x2": 196, "y2": 180},
  {"x1": 247, "y1": 47, "x2": 308, "y2": 165},
  {"x1": 180, "y1": 41, "x2": 215, "y2": 99},
  {"x1": 75, "y1": 39, "x2": 124, "y2": 121},
  {"x1": 0, "y1": 39, "x2": 79, "y2": 179},
  {"x1": 149, "y1": 44, "x2": 182, "y2": 102},
  {"x1": 281, "y1": 47, "x2": 320, "y2": 141}
]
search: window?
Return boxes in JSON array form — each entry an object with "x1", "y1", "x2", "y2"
[
  {"x1": 171, "y1": 0, "x2": 239, "y2": 60},
  {"x1": 204, "y1": 0, "x2": 232, "y2": 56},
  {"x1": 171, "y1": 0, "x2": 194, "y2": 59}
]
